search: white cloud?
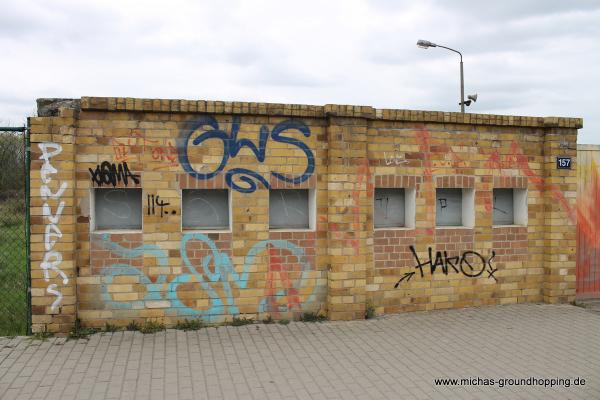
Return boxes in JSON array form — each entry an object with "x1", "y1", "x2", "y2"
[{"x1": 0, "y1": 0, "x2": 599, "y2": 143}]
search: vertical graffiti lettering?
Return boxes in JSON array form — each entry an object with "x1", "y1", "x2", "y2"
[{"x1": 39, "y1": 142, "x2": 68, "y2": 311}]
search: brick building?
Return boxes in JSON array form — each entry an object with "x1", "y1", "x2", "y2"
[{"x1": 30, "y1": 97, "x2": 581, "y2": 333}]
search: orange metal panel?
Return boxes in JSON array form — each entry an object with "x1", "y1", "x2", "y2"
[{"x1": 577, "y1": 145, "x2": 600, "y2": 298}]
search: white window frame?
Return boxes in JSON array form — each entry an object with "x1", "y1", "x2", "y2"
[
  {"x1": 493, "y1": 188, "x2": 528, "y2": 227},
  {"x1": 373, "y1": 187, "x2": 416, "y2": 230},
  {"x1": 90, "y1": 187, "x2": 143, "y2": 232},
  {"x1": 180, "y1": 189, "x2": 232, "y2": 233},
  {"x1": 435, "y1": 188, "x2": 475, "y2": 228},
  {"x1": 269, "y1": 188, "x2": 316, "y2": 231}
]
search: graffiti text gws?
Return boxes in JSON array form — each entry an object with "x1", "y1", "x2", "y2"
[{"x1": 177, "y1": 115, "x2": 315, "y2": 193}]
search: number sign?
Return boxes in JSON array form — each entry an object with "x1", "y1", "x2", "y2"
[{"x1": 556, "y1": 157, "x2": 571, "y2": 170}]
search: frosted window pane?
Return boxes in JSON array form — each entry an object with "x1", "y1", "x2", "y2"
[
  {"x1": 436, "y1": 188, "x2": 462, "y2": 226},
  {"x1": 493, "y1": 189, "x2": 515, "y2": 225},
  {"x1": 182, "y1": 189, "x2": 229, "y2": 230},
  {"x1": 374, "y1": 188, "x2": 405, "y2": 228},
  {"x1": 269, "y1": 189, "x2": 309, "y2": 229},
  {"x1": 94, "y1": 188, "x2": 142, "y2": 230}
]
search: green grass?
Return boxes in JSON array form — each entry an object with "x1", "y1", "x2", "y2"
[
  {"x1": 175, "y1": 318, "x2": 205, "y2": 331},
  {"x1": 104, "y1": 322, "x2": 120, "y2": 333},
  {"x1": 230, "y1": 316, "x2": 254, "y2": 326},
  {"x1": 68, "y1": 319, "x2": 99, "y2": 340},
  {"x1": 126, "y1": 321, "x2": 141, "y2": 331},
  {"x1": 0, "y1": 215, "x2": 28, "y2": 336},
  {"x1": 299, "y1": 312, "x2": 328, "y2": 322},
  {"x1": 139, "y1": 320, "x2": 165, "y2": 334},
  {"x1": 365, "y1": 301, "x2": 376, "y2": 319},
  {"x1": 30, "y1": 331, "x2": 53, "y2": 341}
]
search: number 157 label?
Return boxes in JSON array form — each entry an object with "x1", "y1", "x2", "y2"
[{"x1": 557, "y1": 157, "x2": 571, "y2": 169}]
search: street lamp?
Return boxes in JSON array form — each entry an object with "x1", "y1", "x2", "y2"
[{"x1": 417, "y1": 39, "x2": 466, "y2": 113}]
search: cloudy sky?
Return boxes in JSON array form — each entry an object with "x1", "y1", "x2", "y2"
[{"x1": 2, "y1": 0, "x2": 600, "y2": 143}]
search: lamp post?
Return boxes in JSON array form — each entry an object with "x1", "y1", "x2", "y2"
[{"x1": 417, "y1": 39, "x2": 465, "y2": 113}]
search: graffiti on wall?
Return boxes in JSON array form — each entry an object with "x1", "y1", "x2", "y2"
[
  {"x1": 324, "y1": 158, "x2": 373, "y2": 254},
  {"x1": 415, "y1": 125, "x2": 579, "y2": 221},
  {"x1": 98, "y1": 233, "x2": 320, "y2": 320},
  {"x1": 39, "y1": 143, "x2": 69, "y2": 311},
  {"x1": 509, "y1": 142, "x2": 577, "y2": 224},
  {"x1": 394, "y1": 245, "x2": 497, "y2": 287},
  {"x1": 112, "y1": 137, "x2": 179, "y2": 170},
  {"x1": 147, "y1": 194, "x2": 175, "y2": 217},
  {"x1": 177, "y1": 115, "x2": 315, "y2": 193},
  {"x1": 89, "y1": 161, "x2": 140, "y2": 187},
  {"x1": 383, "y1": 151, "x2": 408, "y2": 165},
  {"x1": 111, "y1": 138, "x2": 136, "y2": 163},
  {"x1": 145, "y1": 138, "x2": 178, "y2": 168},
  {"x1": 264, "y1": 243, "x2": 305, "y2": 315},
  {"x1": 577, "y1": 158, "x2": 600, "y2": 296}
]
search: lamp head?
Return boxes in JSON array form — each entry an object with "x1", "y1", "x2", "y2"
[
  {"x1": 460, "y1": 94, "x2": 478, "y2": 107},
  {"x1": 417, "y1": 39, "x2": 437, "y2": 49}
]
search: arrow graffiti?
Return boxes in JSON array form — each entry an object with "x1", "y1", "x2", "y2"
[
  {"x1": 395, "y1": 245, "x2": 498, "y2": 287},
  {"x1": 394, "y1": 271, "x2": 416, "y2": 287}
]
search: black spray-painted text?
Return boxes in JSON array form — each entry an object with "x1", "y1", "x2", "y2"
[
  {"x1": 395, "y1": 246, "x2": 497, "y2": 287},
  {"x1": 89, "y1": 161, "x2": 140, "y2": 187}
]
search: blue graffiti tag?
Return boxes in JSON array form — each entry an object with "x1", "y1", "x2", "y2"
[
  {"x1": 177, "y1": 115, "x2": 315, "y2": 193},
  {"x1": 99, "y1": 233, "x2": 319, "y2": 322},
  {"x1": 99, "y1": 234, "x2": 168, "y2": 310}
]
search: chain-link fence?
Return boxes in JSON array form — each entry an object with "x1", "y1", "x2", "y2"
[{"x1": 0, "y1": 128, "x2": 29, "y2": 336}]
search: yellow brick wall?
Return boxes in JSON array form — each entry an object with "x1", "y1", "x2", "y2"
[
  {"x1": 30, "y1": 109, "x2": 78, "y2": 333},
  {"x1": 28, "y1": 97, "x2": 581, "y2": 333}
]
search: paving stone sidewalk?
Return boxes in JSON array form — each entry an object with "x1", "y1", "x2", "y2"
[{"x1": 1, "y1": 304, "x2": 599, "y2": 400}]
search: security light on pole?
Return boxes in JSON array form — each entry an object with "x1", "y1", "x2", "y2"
[{"x1": 417, "y1": 39, "x2": 473, "y2": 113}]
